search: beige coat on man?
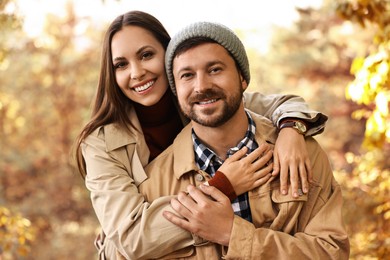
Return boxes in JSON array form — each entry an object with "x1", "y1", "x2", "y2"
[
  {"x1": 82, "y1": 92, "x2": 328, "y2": 259},
  {"x1": 139, "y1": 111, "x2": 349, "y2": 259}
]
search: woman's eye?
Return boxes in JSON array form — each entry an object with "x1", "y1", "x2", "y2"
[
  {"x1": 141, "y1": 51, "x2": 154, "y2": 60},
  {"x1": 114, "y1": 61, "x2": 127, "y2": 69}
]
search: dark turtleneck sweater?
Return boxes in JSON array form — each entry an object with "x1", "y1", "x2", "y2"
[
  {"x1": 133, "y1": 90, "x2": 183, "y2": 162},
  {"x1": 134, "y1": 90, "x2": 237, "y2": 201}
]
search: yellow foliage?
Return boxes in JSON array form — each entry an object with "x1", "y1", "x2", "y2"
[
  {"x1": 339, "y1": 150, "x2": 390, "y2": 259},
  {"x1": 346, "y1": 46, "x2": 390, "y2": 149},
  {"x1": 0, "y1": 207, "x2": 36, "y2": 257},
  {"x1": 340, "y1": 0, "x2": 390, "y2": 150}
]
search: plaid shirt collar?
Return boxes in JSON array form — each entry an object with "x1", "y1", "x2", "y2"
[{"x1": 193, "y1": 111, "x2": 257, "y2": 171}]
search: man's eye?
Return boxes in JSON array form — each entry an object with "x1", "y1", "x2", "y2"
[
  {"x1": 210, "y1": 67, "x2": 222, "y2": 73},
  {"x1": 181, "y1": 72, "x2": 193, "y2": 79}
]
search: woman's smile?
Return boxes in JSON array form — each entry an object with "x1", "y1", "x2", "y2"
[{"x1": 132, "y1": 80, "x2": 155, "y2": 93}]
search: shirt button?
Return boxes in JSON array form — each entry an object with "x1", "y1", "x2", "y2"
[{"x1": 195, "y1": 174, "x2": 204, "y2": 182}]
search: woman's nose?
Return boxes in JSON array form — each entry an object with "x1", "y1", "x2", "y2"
[{"x1": 130, "y1": 61, "x2": 146, "y2": 80}]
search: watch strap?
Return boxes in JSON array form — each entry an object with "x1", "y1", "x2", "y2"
[{"x1": 279, "y1": 119, "x2": 308, "y2": 134}]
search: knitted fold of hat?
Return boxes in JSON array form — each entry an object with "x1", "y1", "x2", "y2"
[{"x1": 165, "y1": 21, "x2": 250, "y2": 95}]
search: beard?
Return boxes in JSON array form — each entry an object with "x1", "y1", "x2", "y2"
[{"x1": 180, "y1": 86, "x2": 243, "y2": 127}]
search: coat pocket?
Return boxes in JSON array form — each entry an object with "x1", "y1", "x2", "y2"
[{"x1": 270, "y1": 182, "x2": 307, "y2": 233}]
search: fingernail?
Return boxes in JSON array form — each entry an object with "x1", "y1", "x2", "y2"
[
  {"x1": 282, "y1": 189, "x2": 287, "y2": 195},
  {"x1": 293, "y1": 192, "x2": 298, "y2": 198},
  {"x1": 199, "y1": 184, "x2": 207, "y2": 189},
  {"x1": 303, "y1": 187, "x2": 308, "y2": 193}
]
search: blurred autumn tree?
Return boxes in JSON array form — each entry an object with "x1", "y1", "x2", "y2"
[
  {"x1": 1, "y1": 0, "x2": 389, "y2": 259},
  {"x1": 0, "y1": 1, "x2": 101, "y2": 259},
  {"x1": 336, "y1": 0, "x2": 390, "y2": 258},
  {"x1": 247, "y1": 0, "x2": 389, "y2": 258},
  {"x1": 0, "y1": 0, "x2": 36, "y2": 258}
]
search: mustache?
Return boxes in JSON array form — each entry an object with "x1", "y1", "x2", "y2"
[{"x1": 188, "y1": 89, "x2": 226, "y2": 103}]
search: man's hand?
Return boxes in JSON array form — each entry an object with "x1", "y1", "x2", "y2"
[
  {"x1": 163, "y1": 184, "x2": 234, "y2": 246},
  {"x1": 273, "y1": 128, "x2": 312, "y2": 197}
]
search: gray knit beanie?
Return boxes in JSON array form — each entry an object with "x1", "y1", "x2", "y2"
[{"x1": 165, "y1": 21, "x2": 250, "y2": 95}]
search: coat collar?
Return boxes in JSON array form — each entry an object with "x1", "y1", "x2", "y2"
[
  {"x1": 98, "y1": 106, "x2": 150, "y2": 166},
  {"x1": 100, "y1": 107, "x2": 141, "y2": 151},
  {"x1": 172, "y1": 125, "x2": 199, "y2": 179},
  {"x1": 172, "y1": 110, "x2": 277, "y2": 179},
  {"x1": 102, "y1": 123, "x2": 137, "y2": 152}
]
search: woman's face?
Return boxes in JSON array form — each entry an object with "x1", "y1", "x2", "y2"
[{"x1": 111, "y1": 25, "x2": 169, "y2": 106}]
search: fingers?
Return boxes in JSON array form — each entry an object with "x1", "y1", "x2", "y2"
[
  {"x1": 252, "y1": 162, "x2": 273, "y2": 187},
  {"x1": 225, "y1": 146, "x2": 248, "y2": 162},
  {"x1": 244, "y1": 143, "x2": 269, "y2": 163},
  {"x1": 163, "y1": 210, "x2": 190, "y2": 228},
  {"x1": 289, "y1": 162, "x2": 300, "y2": 198},
  {"x1": 299, "y1": 162, "x2": 309, "y2": 194},
  {"x1": 306, "y1": 158, "x2": 313, "y2": 183},
  {"x1": 251, "y1": 149, "x2": 273, "y2": 170},
  {"x1": 170, "y1": 191, "x2": 195, "y2": 217},
  {"x1": 272, "y1": 150, "x2": 280, "y2": 176},
  {"x1": 240, "y1": 144, "x2": 273, "y2": 174},
  {"x1": 280, "y1": 160, "x2": 289, "y2": 195},
  {"x1": 196, "y1": 184, "x2": 230, "y2": 204}
]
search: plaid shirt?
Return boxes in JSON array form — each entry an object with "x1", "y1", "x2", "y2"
[{"x1": 192, "y1": 111, "x2": 258, "y2": 222}]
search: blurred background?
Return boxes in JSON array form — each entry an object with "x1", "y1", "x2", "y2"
[{"x1": 0, "y1": 0, "x2": 389, "y2": 259}]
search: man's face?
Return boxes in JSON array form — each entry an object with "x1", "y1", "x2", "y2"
[{"x1": 172, "y1": 43, "x2": 247, "y2": 127}]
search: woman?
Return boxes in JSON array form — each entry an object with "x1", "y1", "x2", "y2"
[{"x1": 73, "y1": 10, "x2": 327, "y2": 259}]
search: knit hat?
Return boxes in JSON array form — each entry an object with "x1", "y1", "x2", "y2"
[{"x1": 165, "y1": 21, "x2": 250, "y2": 95}]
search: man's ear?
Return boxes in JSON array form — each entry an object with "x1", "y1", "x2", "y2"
[{"x1": 240, "y1": 74, "x2": 248, "y2": 91}]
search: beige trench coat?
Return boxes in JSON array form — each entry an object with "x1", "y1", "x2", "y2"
[
  {"x1": 139, "y1": 111, "x2": 349, "y2": 259},
  {"x1": 82, "y1": 92, "x2": 328, "y2": 259}
]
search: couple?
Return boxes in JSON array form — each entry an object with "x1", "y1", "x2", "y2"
[{"x1": 74, "y1": 10, "x2": 349, "y2": 259}]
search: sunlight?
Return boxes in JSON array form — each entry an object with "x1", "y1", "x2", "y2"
[{"x1": 15, "y1": 0, "x2": 323, "y2": 52}]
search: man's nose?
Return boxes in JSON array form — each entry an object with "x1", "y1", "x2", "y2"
[{"x1": 193, "y1": 73, "x2": 212, "y2": 93}]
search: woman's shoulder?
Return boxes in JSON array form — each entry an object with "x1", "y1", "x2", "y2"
[{"x1": 86, "y1": 123, "x2": 139, "y2": 151}]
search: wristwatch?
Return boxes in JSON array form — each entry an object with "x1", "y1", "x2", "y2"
[{"x1": 279, "y1": 120, "x2": 307, "y2": 135}]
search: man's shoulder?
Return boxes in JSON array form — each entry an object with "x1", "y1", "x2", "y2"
[
  {"x1": 146, "y1": 123, "x2": 196, "y2": 176},
  {"x1": 248, "y1": 110, "x2": 278, "y2": 144},
  {"x1": 304, "y1": 137, "x2": 334, "y2": 186}
]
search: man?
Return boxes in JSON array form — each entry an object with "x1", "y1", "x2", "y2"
[{"x1": 139, "y1": 21, "x2": 349, "y2": 259}]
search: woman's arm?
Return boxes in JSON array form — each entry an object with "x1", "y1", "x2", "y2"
[
  {"x1": 82, "y1": 133, "x2": 193, "y2": 259},
  {"x1": 83, "y1": 125, "x2": 276, "y2": 259},
  {"x1": 243, "y1": 92, "x2": 328, "y2": 197},
  {"x1": 243, "y1": 92, "x2": 328, "y2": 136}
]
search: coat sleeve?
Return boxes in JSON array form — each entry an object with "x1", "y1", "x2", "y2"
[
  {"x1": 243, "y1": 92, "x2": 328, "y2": 136},
  {"x1": 224, "y1": 138, "x2": 350, "y2": 260},
  {"x1": 82, "y1": 133, "x2": 193, "y2": 259}
]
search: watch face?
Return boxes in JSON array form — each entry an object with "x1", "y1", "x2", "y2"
[{"x1": 295, "y1": 121, "x2": 307, "y2": 133}]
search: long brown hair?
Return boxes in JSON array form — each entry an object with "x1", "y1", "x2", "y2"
[{"x1": 73, "y1": 11, "x2": 171, "y2": 178}]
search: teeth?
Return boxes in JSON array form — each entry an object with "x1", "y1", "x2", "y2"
[
  {"x1": 199, "y1": 99, "x2": 217, "y2": 105},
  {"x1": 134, "y1": 81, "x2": 154, "y2": 92}
]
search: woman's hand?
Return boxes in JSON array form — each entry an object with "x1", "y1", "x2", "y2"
[
  {"x1": 218, "y1": 143, "x2": 274, "y2": 196},
  {"x1": 273, "y1": 128, "x2": 312, "y2": 197}
]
